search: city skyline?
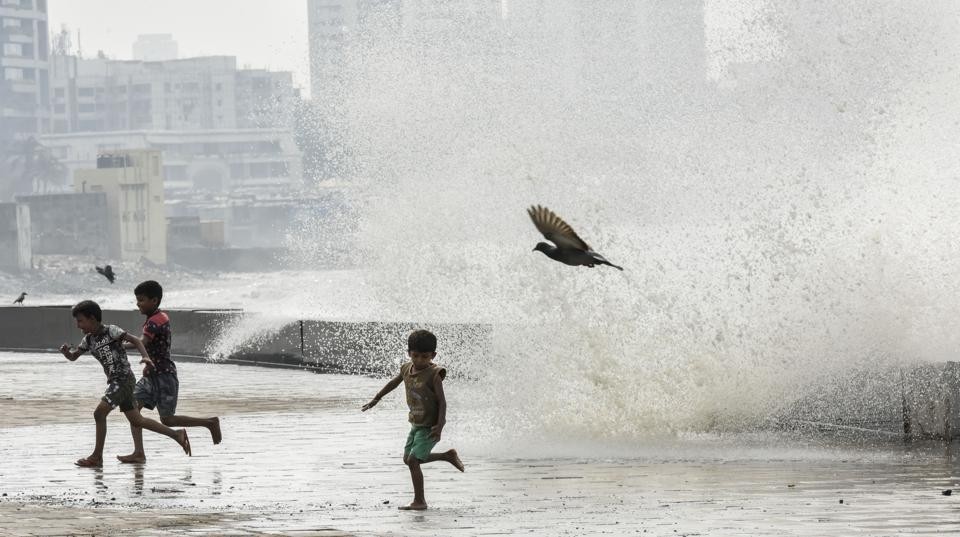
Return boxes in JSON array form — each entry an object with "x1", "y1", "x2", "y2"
[{"x1": 48, "y1": 0, "x2": 311, "y2": 95}]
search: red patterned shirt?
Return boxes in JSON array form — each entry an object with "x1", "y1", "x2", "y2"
[{"x1": 142, "y1": 310, "x2": 176, "y2": 376}]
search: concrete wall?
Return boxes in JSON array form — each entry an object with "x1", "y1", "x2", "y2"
[
  {"x1": 781, "y1": 363, "x2": 960, "y2": 441},
  {"x1": 16, "y1": 192, "x2": 109, "y2": 256},
  {"x1": 0, "y1": 202, "x2": 31, "y2": 272},
  {"x1": 0, "y1": 306, "x2": 490, "y2": 376}
]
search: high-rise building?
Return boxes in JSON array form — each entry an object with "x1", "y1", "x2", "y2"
[
  {"x1": 307, "y1": 0, "x2": 360, "y2": 97},
  {"x1": 132, "y1": 34, "x2": 178, "y2": 62},
  {"x1": 0, "y1": 0, "x2": 49, "y2": 139}
]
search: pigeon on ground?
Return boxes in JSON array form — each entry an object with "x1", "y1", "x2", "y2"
[
  {"x1": 13, "y1": 292, "x2": 26, "y2": 305},
  {"x1": 527, "y1": 205, "x2": 623, "y2": 271},
  {"x1": 95, "y1": 264, "x2": 116, "y2": 284}
]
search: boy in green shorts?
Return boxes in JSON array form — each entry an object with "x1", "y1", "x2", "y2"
[{"x1": 362, "y1": 329, "x2": 464, "y2": 510}]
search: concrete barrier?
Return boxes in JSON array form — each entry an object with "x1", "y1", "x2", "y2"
[
  {"x1": 780, "y1": 362, "x2": 960, "y2": 441},
  {"x1": 0, "y1": 306, "x2": 491, "y2": 375}
]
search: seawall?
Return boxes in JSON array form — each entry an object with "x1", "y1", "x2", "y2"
[{"x1": 0, "y1": 305, "x2": 490, "y2": 375}]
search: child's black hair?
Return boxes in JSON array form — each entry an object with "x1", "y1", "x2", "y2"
[
  {"x1": 407, "y1": 329, "x2": 437, "y2": 353},
  {"x1": 134, "y1": 280, "x2": 163, "y2": 303},
  {"x1": 71, "y1": 300, "x2": 102, "y2": 322}
]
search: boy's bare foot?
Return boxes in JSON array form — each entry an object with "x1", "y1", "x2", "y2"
[
  {"x1": 209, "y1": 417, "x2": 222, "y2": 445},
  {"x1": 398, "y1": 502, "x2": 428, "y2": 510},
  {"x1": 116, "y1": 453, "x2": 146, "y2": 464},
  {"x1": 447, "y1": 449, "x2": 464, "y2": 472},
  {"x1": 74, "y1": 457, "x2": 102, "y2": 468},
  {"x1": 176, "y1": 429, "x2": 192, "y2": 456}
]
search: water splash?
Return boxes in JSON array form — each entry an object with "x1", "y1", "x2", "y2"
[{"x1": 291, "y1": 1, "x2": 960, "y2": 440}]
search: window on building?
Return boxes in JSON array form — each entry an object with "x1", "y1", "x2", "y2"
[
  {"x1": 1, "y1": 0, "x2": 21, "y2": 7},
  {"x1": 53, "y1": 104, "x2": 65, "y2": 113},
  {"x1": 78, "y1": 103, "x2": 96, "y2": 113},
  {"x1": 54, "y1": 87, "x2": 64, "y2": 98},
  {"x1": 270, "y1": 162, "x2": 289, "y2": 177},
  {"x1": 3, "y1": 43, "x2": 23, "y2": 56},
  {"x1": 3, "y1": 67, "x2": 23, "y2": 81},
  {"x1": 78, "y1": 87, "x2": 95, "y2": 97},
  {"x1": 1, "y1": 18, "x2": 21, "y2": 28}
]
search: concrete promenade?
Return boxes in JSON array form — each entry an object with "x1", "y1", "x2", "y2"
[{"x1": 2, "y1": 351, "x2": 960, "y2": 536}]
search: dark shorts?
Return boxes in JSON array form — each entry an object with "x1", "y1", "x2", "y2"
[
  {"x1": 103, "y1": 375, "x2": 136, "y2": 412},
  {"x1": 133, "y1": 372, "x2": 179, "y2": 417},
  {"x1": 404, "y1": 426, "x2": 437, "y2": 461}
]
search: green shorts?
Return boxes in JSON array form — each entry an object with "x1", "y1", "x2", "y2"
[{"x1": 404, "y1": 426, "x2": 437, "y2": 461}]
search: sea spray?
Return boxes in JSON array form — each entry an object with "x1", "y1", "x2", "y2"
[{"x1": 278, "y1": 1, "x2": 960, "y2": 441}]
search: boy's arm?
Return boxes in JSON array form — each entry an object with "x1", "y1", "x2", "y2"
[
  {"x1": 361, "y1": 373, "x2": 403, "y2": 411},
  {"x1": 58, "y1": 344, "x2": 81, "y2": 361},
  {"x1": 429, "y1": 373, "x2": 447, "y2": 441},
  {"x1": 121, "y1": 332, "x2": 154, "y2": 369}
]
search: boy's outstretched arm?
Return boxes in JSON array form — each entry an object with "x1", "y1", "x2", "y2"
[
  {"x1": 59, "y1": 344, "x2": 81, "y2": 361},
  {"x1": 362, "y1": 373, "x2": 403, "y2": 411},
  {"x1": 121, "y1": 333, "x2": 154, "y2": 369},
  {"x1": 429, "y1": 373, "x2": 447, "y2": 441}
]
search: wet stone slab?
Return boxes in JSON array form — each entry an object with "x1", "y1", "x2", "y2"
[{"x1": 1, "y1": 352, "x2": 960, "y2": 536}]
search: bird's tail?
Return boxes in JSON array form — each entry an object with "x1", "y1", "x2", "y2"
[{"x1": 601, "y1": 260, "x2": 624, "y2": 271}]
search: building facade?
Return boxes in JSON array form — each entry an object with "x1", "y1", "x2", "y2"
[
  {"x1": 39, "y1": 128, "x2": 301, "y2": 193},
  {"x1": 0, "y1": 0, "x2": 49, "y2": 139},
  {"x1": 74, "y1": 149, "x2": 166, "y2": 263},
  {"x1": 48, "y1": 54, "x2": 296, "y2": 134}
]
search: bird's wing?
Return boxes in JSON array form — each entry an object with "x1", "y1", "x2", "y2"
[{"x1": 527, "y1": 205, "x2": 591, "y2": 251}]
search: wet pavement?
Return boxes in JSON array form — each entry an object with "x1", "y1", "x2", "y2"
[{"x1": 2, "y1": 351, "x2": 960, "y2": 536}]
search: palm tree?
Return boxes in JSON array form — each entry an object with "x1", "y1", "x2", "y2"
[{"x1": 0, "y1": 137, "x2": 66, "y2": 200}]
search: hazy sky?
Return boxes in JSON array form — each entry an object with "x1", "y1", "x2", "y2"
[{"x1": 48, "y1": 0, "x2": 311, "y2": 94}]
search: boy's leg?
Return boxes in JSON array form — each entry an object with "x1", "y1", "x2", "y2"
[
  {"x1": 122, "y1": 408, "x2": 191, "y2": 456},
  {"x1": 401, "y1": 454, "x2": 428, "y2": 510},
  {"x1": 119, "y1": 375, "x2": 157, "y2": 463},
  {"x1": 160, "y1": 415, "x2": 222, "y2": 445},
  {"x1": 152, "y1": 373, "x2": 223, "y2": 445},
  {"x1": 117, "y1": 402, "x2": 146, "y2": 463},
  {"x1": 76, "y1": 400, "x2": 114, "y2": 467},
  {"x1": 421, "y1": 449, "x2": 464, "y2": 472}
]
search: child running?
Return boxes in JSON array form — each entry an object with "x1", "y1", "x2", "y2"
[
  {"x1": 362, "y1": 329, "x2": 464, "y2": 510},
  {"x1": 118, "y1": 280, "x2": 221, "y2": 464},
  {"x1": 60, "y1": 300, "x2": 191, "y2": 467}
]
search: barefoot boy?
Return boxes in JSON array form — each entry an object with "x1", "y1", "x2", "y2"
[
  {"x1": 362, "y1": 329, "x2": 464, "y2": 510},
  {"x1": 118, "y1": 280, "x2": 221, "y2": 464},
  {"x1": 60, "y1": 300, "x2": 191, "y2": 467}
]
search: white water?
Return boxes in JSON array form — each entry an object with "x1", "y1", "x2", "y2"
[
  {"x1": 289, "y1": 1, "x2": 960, "y2": 440},
  {"x1": 11, "y1": 2, "x2": 960, "y2": 441}
]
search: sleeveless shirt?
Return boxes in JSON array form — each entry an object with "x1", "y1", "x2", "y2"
[{"x1": 400, "y1": 362, "x2": 447, "y2": 427}]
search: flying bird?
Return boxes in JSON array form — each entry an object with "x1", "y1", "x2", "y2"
[
  {"x1": 13, "y1": 292, "x2": 26, "y2": 305},
  {"x1": 96, "y1": 264, "x2": 116, "y2": 284},
  {"x1": 527, "y1": 205, "x2": 623, "y2": 271}
]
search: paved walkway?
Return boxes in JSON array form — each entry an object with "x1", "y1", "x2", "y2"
[{"x1": 2, "y1": 352, "x2": 960, "y2": 536}]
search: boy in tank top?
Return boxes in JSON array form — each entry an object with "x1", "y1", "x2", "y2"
[{"x1": 362, "y1": 329, "x2": 464, "y2": 510}]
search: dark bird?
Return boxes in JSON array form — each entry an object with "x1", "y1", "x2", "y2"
[
  {"x1": 13, "y1": 292, "x2": 26, "y2": 305},
  {"x1": 96, "y1": 264, "x2": 116, "y2": 284},
  {"x1": 527, "y1": 205, "x2": 623, "y2": 271}
]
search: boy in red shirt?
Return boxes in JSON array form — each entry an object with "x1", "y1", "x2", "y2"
[{"x1": 118, "y1": 280, "x2": 221, "y2": 463}]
